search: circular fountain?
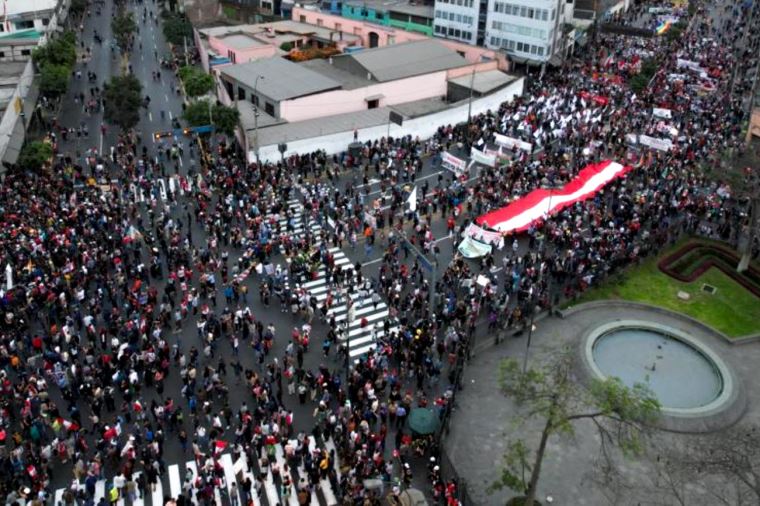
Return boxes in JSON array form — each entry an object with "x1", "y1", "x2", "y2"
[{"x1": 581, "y1": 318, "x2": 742, "y2": 432}]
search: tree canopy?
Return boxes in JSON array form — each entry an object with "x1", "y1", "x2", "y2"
[
  {"x1": 103, "y1": 74, "x2": 143, "y2": 132},
  {"x1": 32, "y1": 32, "x2": 77, "y2": 69},
  {"x1": 162, "y1": 13, "x2": 193, "y2": 45},
  {"x1": 39, "y1": 64, "x2": 71, "y2": 98},
  {"x1": 18, "y1": 141, "x2": 53, "y2": 171},
  {"x1": 33, "y1": 32, "x2": 77, "y2": 98},
  {"x1": 111, "y1": 11, "x2": 137, "y2": 50},
  {"x1": 183, "y1": 100, "x2": 240, "y2": 136},
  {"x1": 491, "y1": 352, "x2": 660, "y2": 506},
  {"x1": 178, "y1": 66, "x2": 215, "y2": 97}
]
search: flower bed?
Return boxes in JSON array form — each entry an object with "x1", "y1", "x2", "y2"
[{"x1": 658, "y1": 241, "x2": 760, "y2": 298}]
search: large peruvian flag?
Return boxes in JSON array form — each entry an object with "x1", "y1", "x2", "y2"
[{"x1": 476, "y1": 160, "x2": 632, "y2": 233}]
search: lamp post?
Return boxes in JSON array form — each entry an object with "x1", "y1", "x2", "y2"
[
  {"x1": 252, "y1": 75, "x2": 264, "y2": 166},
  {"x1": 522, "y1": 186, "x2": 555, "y2": 373}
]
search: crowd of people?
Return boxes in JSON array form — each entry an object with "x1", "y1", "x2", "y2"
[{"x1": 0, "y1": 0, "x2": 758, "y2": 505}]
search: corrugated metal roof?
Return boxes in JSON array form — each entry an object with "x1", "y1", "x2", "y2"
[
  {"x1": 448, "y1": 70, "x2": 518, "y2": 94},
  {"x1": 220, "y1": 58, "x2": 342, "y2": 101},
  {"x1": 343, "y1": 40, "x2": 468, "y2": 82}
]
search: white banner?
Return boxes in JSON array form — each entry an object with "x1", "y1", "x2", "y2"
[
  {"x1": 468, "y1": 148, "x2": 496, "y2": 168},
  {"x1": 464, "y1": 223, "x2": 504, "y2": 248},
  {"x1": 677, "y1": 58, "x2": 703, "y2": 73},
  {"x1": 457, "y1": 236, "x2": 493, "y2": 258},
  {"x1": 639, "y1": 134, "x2": 673, "y2": 152},
  {"x1": 652, "y1": 107, "x2": 672, "y2": 119},
  {"x1": 493, "y1": 133, "x2": 533, "y2": 153},
  {"x1": 441, "y1": 151, "x2": 467, "y2": 175}
]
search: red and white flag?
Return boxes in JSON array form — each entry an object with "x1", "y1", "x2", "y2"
[
  {"x1": 476, "y1": 160, "x2": 632, "y2": 233},
  {"x1": 214, "y1": 440, "x2": 228, "y2": 454}
]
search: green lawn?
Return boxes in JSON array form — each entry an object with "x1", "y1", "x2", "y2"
[{"x1": 570, "y1": 257, "x2": 760, "y2": 338}]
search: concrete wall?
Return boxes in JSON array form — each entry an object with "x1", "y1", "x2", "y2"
[
  {"x1": 278, "y1": 70, "x2": 449, "y2": 122},
  {"x1": 253, "y1": 76, "x2": 524, "y2": 162}
]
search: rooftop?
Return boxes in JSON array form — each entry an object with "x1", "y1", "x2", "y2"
[
  {"x1": 5, "y1": 0, "x2": 57, "y2": 16},
  {"x1": 300, "y1": 58, "x2": 374, "y2": 90},
  {"x1": 200, "y1": 20, "x2": 362, "y2": 47},
  {"x1": 334, "y1": 39, "x2": 468, "y2": 82},
  {"x1": 220, "y1": 57, "x2": 342, "y2": 101},
  {"x1": 448, "y1": 70, "x2": 519, "y2": 94},
  {"x1": 217, "y1": 33, "x2": 267, "y2": 49},
  {"x1": 344, "y1": 0, "x2": 434, "y2": 18}
]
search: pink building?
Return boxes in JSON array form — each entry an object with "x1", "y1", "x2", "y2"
[
  {"x1": 195, "y1": 20, "x2": 363, "y2": 72},
  {"x1": 291, "y1": 6, "x2": 509, "y2": 70},
  {"x1": 218, "y1": 39, "x2": 510, "y2": 124}
]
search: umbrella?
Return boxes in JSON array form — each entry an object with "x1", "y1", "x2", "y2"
[{"x1": 407, "y1": 408, "x2": 440, "y2": 436}]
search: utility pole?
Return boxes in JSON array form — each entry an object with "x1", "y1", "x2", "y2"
[
  {"x1": 399, "y1": 229, "x2": 439, "y2": 314},
  {"x1": 252, "y1": 75, "x2": 264, "y2": 165}
]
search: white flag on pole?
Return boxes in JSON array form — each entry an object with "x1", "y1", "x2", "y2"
[{"x1": 407, "y1": 186, "x2": 417, "y2": 212}]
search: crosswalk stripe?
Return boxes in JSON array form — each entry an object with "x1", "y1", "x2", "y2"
[
  {"x1": 220, "y1": 454, "x2": 242, "y2": 506},
  {"x1": 54, "y1": 487, "x2": 64, "y2": 506},
  {"x1": 132, "y1": 472, "x2": 145, "y2": 506},
  {"x1": 274, "y1": 444, "x2": 300, "y2": 506},
  {"x1": 150, "y1": 473, "x2": 162, "y2": 506},
  {"x1": 185, "y1": 461, "x2": 199, "y2": 504},
  {"x1": 168, "y1": 463, "x2": 182, "y2": 500},
  {"x1": 95, "y1": 480, "x2": 106, "y2": 503}
]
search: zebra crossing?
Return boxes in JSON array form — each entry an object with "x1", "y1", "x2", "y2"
[
  {"x1": 263, "y1": 197, "x2": 396, "y2": 359},
  {"x1": 126, "y1": 175, "x2": 192, "y2": 204},
  {"x1": 51, "y1": 436, "x2": 342, "y2": 506},
  {"x1": 301, "y1": 248, "x2": 399, "y2": 359},
  {"x1": 262, "y1": 198, "x2": 323, "y2": 244}
]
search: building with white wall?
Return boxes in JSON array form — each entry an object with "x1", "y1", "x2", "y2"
[{"x1": 434, "y1": 0, "x2": 575, "y2": 64}]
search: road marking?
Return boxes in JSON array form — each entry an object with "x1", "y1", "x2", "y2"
[
  {"x1": 169, "y1": 110, "x2": 173, "y2": 120},
  {"x1": 148, "y1": 111, "x2": 153, "y2": 122},
  {"x1": 178, "y1": 156, "x2": 183, "y2": 168},
  {"x1": 361, "y1": 257, "x2": 383, "y2": 267},
  {"x1": 165, "y1": 94, "x2": 169, "y2": 102}
]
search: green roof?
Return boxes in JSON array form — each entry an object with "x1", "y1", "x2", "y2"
[{"x1": 0, "y1": 29, "x2": 42, "y2": 40}]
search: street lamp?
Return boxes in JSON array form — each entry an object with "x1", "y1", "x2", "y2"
[
  {"x1": 522, "y1": 186, "x2": 556, "y2": 373},
  {"x1": 253, "y1": 75, "x2": 264, "y2": 166}
]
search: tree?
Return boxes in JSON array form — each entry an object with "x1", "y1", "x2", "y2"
[
  {"x1": 162, "y1": 13, "x2": 193, "y2": 45},
  {"x1": 69, "y1": 0, "x2": 88, "y2": 16},
  {"x1": 39, "y1": 64, "x2": 71, "y2": 97},
  {"x1": 490, "y1": 352, "x2": 660, "y2": 506},
  {"x1": 111, "y1": 11, "x2": 137, "y2": 50},
  {"x1": 104, "y1": 74, "x2": 143, "y2": 132},
  {"x1": 18, "y1": 141, "x2": 53, "y2": 171},
  {"x1": 183, "y1": 100, "x2": 240, "y2": 136},
  {"x1": 32, "y1": 33, "x2": 76, "y2": 69},
  {"x1": 178, "y1": 66, "x2": 214, "y2": 97}
]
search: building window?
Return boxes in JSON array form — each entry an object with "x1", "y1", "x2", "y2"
[
  {"x1": 335, "y1": 22, "x2": 341, "y2": 31},
  {"x1": 265, "y1": 102, "x2": 275, "y2": 115},
  {"x1": 42, "y1": 18, "x2": 50, "y2": 26},
  {"x1": 20, "y1": 49, "x2": 31, "y2": 56},
  {"x1": 15, "y1": 20, "x2": 34, "y2": 30},
  {"x1": 388, "y1": 35, "x2": 395, "y2": 44},
  {"x1": 537, "y1": 46, "x2": 544, "y2": 56},
  {"x1": 316, "y1": 18, "x2": 323, "y2": 26},
  {"x1": 299, "y1": 15, "x2": 306, "y2": 22},
  {"x1": 367, "y1": 99, "x2": 379, "y2": 109},
  {"x1": 238, "y1": 87, "x2": 246, "y2": 101}
]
